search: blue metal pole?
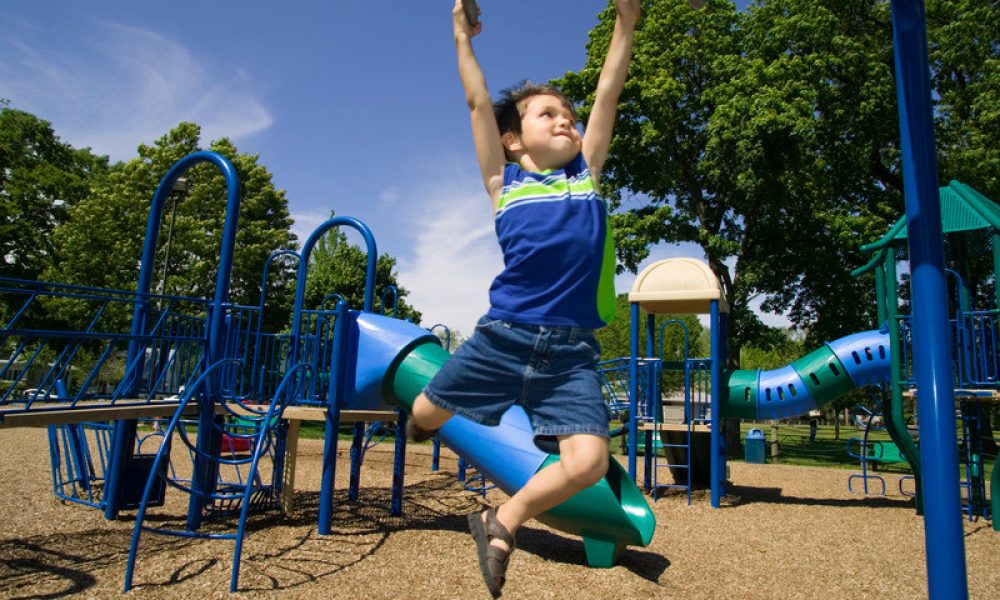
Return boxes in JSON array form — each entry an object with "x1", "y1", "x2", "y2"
[
  {"x1": 318, "y1": 301, "x2": 349, "y2": 535},
  {"x1": 628, "y1": 302, "x2": 640, "y2": 480},
  {"x1": 644, "y1": 313, "x2": 655, "y2": 492},
  {"x1": 890, "y1": 1, "x2": 967, "y2": 597},
  {"x1": 349, "y1": 422, "x2": 365, "y2": 502},
  {"x1": 710, "y1": 299, "x2": 721, "y2": 508},
  {"x1": 390, "y1": 409, "x2": 407, "y2": 516}
]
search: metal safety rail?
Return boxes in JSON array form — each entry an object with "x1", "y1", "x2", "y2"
[
  {"x1": 898, "y1": 308, "x2": 1000, "y2": 390},
  {"x1": 957, "y1": 398, "x2": 992, "y2": 522},
  {"x1": 598, "y1": 357, "x2": 660, "y2": 421},
  {"x1": 1, "y1": 276, "x2": 212, "y2": 416},
  {"x1": 124, "y1": 359, "x2": 308, "y2": 593},
  {"x1": 955, "y1": 310, "x2": 999, "y2": 387}
]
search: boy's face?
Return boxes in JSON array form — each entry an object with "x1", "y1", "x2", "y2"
[{"x1": 507, "y1": 94, "x2": 581, "y2": 170}]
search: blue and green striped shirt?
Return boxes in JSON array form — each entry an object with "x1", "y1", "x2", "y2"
[{"x1": 487, "y1": 153, "x2": 616, "y2": 328}]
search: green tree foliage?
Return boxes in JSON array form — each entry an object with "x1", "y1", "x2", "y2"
[
  {"x1": 45, "y1": 122, "x2": 297, "y2": 331},
  {"x1": 0, "y1": 102, "x2": 108, "y2": 283},
  {"x1": 303, "y1": 214, "x2": 422, "y2": 324},
  {"x1": 597, "y1": 294, "x2": 706, "y2": 360},
  {"x1": 559, "y1": 0, "x2": 998, "y2": 356}
]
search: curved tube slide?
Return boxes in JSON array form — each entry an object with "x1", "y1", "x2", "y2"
[
  {"x1": 724, "y1": 329, "x2": 892, "y2": 420},
  {"x1": 347, "y1": 312, "x2": 655, "y2": 567}
]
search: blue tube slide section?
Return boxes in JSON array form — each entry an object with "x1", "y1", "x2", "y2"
[
  {"x1": 725, "y1": 329, "x2": 892, "y2": 420},
  {"x1": 342, "y1": 311, "x2": 655, "y2": 567}
]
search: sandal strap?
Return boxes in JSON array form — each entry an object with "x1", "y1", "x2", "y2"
[
  {"x1": 484, "y1": 508, "x2": 516, "y2": 549},
  {"x1": 485, "y1": 545, "x2": 511, "y2": 567}
]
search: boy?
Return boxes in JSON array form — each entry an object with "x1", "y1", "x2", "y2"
[{"x1": 409, "y1": 1, "x2": 638, "y2": 596}]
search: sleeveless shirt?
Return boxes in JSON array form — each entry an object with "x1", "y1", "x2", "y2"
[{"x1": 487, "y1": 153, "x2": 616, "y2": 328}]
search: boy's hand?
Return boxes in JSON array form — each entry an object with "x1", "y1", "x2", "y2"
[
  {"x1": 454, "y1": 0, "x2": 482, "y2": 39},
  {"x1": 616, "y1": 0, "x2": 641, "y2": 25}
]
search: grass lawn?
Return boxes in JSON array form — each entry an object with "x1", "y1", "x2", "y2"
[{"x1": 737, "y1": 421, "x2": 997, "y2": 481}]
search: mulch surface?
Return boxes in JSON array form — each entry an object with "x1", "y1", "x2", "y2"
[{"x1": 0, "y1": 426, "x2": 997, "y2": 599}]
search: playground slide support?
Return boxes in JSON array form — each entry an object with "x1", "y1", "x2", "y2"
[{"x1": 891, "y1": 1, "x2": 967, "y2": 597}]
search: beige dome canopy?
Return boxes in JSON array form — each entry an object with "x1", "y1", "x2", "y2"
[{"x1": 628, "y1": 258, "x2": 729, "y2": 315}]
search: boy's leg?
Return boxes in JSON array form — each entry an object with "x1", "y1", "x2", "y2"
[
  {"x1": 410, "y1": 392, "x2": 454, "y2": 431},
  {"x1": 484, "y1": 433, "x2": 609, "y2": 551}
]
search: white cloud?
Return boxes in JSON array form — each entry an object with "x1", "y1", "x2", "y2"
[
  {"x1": 0, "y1": 18, "x2": 272, "y2": 161},
  {"x1": 396, "y1": 178, "x2": 503, "y2": 337},
  {"x1": 289, "y1": 209, "x2": 331, "y2": 247},
  {"x1": 379, "y1": 185, "x2": 400, "y2": 207}
]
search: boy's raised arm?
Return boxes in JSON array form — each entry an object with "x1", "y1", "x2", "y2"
[
  {"x1": 582, "y1": 0, "x2": 639, "y2": 185},
  {"x1": 453, "y1": 0, "x2": 505, "y2": 208}
]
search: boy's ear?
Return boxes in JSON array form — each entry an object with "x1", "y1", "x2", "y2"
[{"x1": 501, "y1": 132, "x2": 522, "y2": 153}]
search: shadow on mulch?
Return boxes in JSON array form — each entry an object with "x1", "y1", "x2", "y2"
[
  {"x1": 724, "y1": 484, "x2": 915, "y2": 509},
  {"x1": 1, "y1": 472, "x2": 669, "y2": 595},
  {"x1": 0, "y1": 529, "x2": 184, "y2": 599},
  {"x1": 514, "y1": 526, "x2": 670, "y2": 583}
]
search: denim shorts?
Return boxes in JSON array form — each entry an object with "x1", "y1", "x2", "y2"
[{"x1": 423, "y1": 315, "x2": 610, "y2": 453}]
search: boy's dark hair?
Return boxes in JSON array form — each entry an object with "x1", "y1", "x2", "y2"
[{"x1": 493, "y1": 80, "x2": 576, "y2": 140}]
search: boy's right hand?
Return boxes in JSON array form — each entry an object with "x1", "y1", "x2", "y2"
[{"x1": 453, "y1": 0, "x2": 482, "y2": 39}]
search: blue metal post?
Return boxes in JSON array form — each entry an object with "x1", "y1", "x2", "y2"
[
  {"x1": 890, "y1": 1, "x2": 967, "y2": 597},
  {"x1": 644, "y1": 313, "x2": 655, "y2": 491},
  {"x1": 349, "y1": 422, "x2": 365, "y2": 502},
  {"x1": 709, "y1": 299, "x2": 722, "y2": 508},
  {"x1": 390, "y1": 409, "x2": 407, "y2": 516},
  {"x1": 318, "y1": 301, "x2": 349, "y2": 535},
  {"x1": 432, "y1": 436, "x2": 441, "y2": 472},
  {"x1": 719, "y1": 310, "x2": 729, "y2": 498},
  {"x1": 628, "y1": 302, "x2": 640, "y2": 480}
]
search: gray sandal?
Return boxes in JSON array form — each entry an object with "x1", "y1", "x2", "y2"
[{"x1": 467, "y1": 508, "x2": 515, "y2": 598}]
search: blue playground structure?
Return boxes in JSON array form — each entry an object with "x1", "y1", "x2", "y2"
[
  {"x1": 1, "y1": 151, "x2": 655, "y2": 592},
  {"x1": 846, "y1": 403, "x2": 917, "y2": 498}
]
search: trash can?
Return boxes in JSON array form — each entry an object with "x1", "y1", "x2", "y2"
[{"x1": 744, "y1": 428, "x2": 766, "y2": 464}]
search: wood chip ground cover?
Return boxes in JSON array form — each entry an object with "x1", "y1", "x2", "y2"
[{"x1": 0, "y1": 427, "x2": 996, "y2": 598}]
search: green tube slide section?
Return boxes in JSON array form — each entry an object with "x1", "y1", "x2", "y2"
[{"x1": 723, "y1": 344, "x2": 857, "y2": 421}]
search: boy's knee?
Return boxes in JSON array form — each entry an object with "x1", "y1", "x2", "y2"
[
  {"x1": 561, "y1": 451, "x2": 608, "y2": 489},
  {"x1": 411, "y1": 393, "x2": 450, "y2": 429}
]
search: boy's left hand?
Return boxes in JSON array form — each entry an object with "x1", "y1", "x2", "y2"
[{"x1": 616, "y1": 0, "x2": 641, "y2": 24}]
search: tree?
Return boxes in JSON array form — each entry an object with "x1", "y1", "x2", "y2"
[
  {"x1": 45, "y1": 122, "x2": 297, "y2": 331},
  {"x1": 558, "y1": 0, "x2": 997, "y2": 357},
  {"x1": 0, "y1": 102, "x2": 108, "y2": 284},
  {"x1": 303, "y1": 213, "x2": 422, "y2": 324}
]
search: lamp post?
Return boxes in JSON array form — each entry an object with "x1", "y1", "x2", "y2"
[{"x1": 158, "y1": 177, "x2": 188, "y2": 298}]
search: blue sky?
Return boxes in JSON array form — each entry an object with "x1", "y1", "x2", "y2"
[{"x1": 2, "y1": 0, "x2": 762, "y2": 334}]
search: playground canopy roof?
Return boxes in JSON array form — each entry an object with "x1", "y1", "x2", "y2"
[
  {"x1": 628, "y1": 257, "x2": 729, "y2": 315},
  {"x1": 861, "y1": 181, "x2": 1000, "y2": 253}
]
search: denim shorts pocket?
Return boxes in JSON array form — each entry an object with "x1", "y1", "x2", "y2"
[{"x1": 474, "y1": 316, "x2": 507, "y2": 333}]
